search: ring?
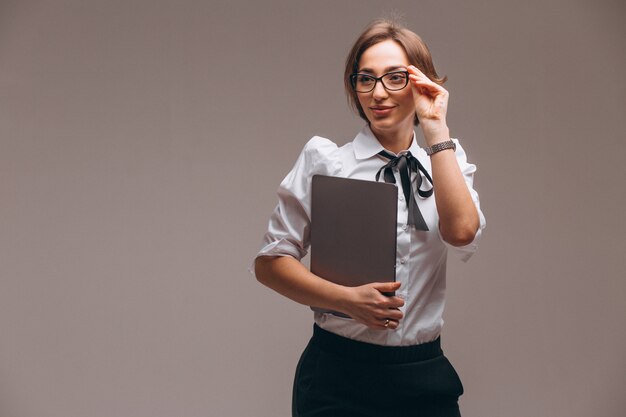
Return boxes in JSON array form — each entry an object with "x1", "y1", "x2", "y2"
[{"x1": 384, "y1": 319, "x2": 390, "y2": 328}]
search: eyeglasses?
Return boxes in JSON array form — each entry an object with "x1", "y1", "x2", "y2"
[{"x1": 350, "y1": 70, "x2": 409, "y2": 93}]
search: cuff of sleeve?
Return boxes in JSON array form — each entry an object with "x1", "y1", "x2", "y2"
[
  {"x1": 437, "y1": 209, "x2": 486, "y2": 263},
  {"x1": 247, "y1": 238, "x2": 307, "y2": 277}
]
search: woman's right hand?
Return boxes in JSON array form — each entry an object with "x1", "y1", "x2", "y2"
[
  {"x1": 255, "y1": 256, "x2": 404, "y2": 330},
  {"x1": 339, "y1": 281, "x2": 405, "y2": 330}
]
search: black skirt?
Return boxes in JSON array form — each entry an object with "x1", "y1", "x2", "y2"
[{"x1": 292, "y1": 324, "x2": 464, "y2": 417}]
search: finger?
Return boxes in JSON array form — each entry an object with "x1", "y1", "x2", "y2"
[
  {"x1": 381, "y1": 309, "x2": 403, "y2": 321},
  {"x1": 387, "y1": 296, "x2": 405, "y2": 308},
  {"x1": 407, "y1": 64, "x2": 426, "y2": 77},
  {"x1": 407, "y1": 66, "x2": 443, "y2": 89},
  {"x1": 410, "y1": 75, "x2": 444, "y2": 96},
  {"x1": 363, "y1": 317, "x2": 387, "y2": 330},
  {"x1": 407, "y1": 67, "x2": 434, "y2": 84},
  {"x1": 370, "y1": 318, "x2": 399, "y2": 330},
  {"x1": 410, "y1": 81, "x2": 434, "y2": 98},
  {"x1": 373, "y1": 307, "x2": 403, "y2": 321},
  {"x1": 408, "y1": 72, "x2": 432, "y2": 85},
  {"x1": 375, "y1": 298, "x2": 404, "y2": 313},
  {"x1": 408, "y1": 69, "x2": 446, "y2": 89},
  {"x1": 370, "y1": 318, "x2": 391, "y2": 330},
  {"x1": 372, "y1": 281, "x2": 401, "y2": 293}
]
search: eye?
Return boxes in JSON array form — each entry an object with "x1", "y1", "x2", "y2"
[
  {"x1": 356, "y1": 74, "x2": 375, "y2": 85},
  {"x1": 385, "y1": 72, "x2": 407, "y2": 85}
]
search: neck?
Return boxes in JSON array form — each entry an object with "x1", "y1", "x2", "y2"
[{"x1": 370, "y1": 123, "x2": 414, "y2": 154}]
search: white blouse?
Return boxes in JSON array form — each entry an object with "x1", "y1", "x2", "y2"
[{"x1": 253, "y1": 125, "x2": 486, "y2": 346}]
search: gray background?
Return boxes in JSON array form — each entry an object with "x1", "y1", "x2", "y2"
[{"x1": 1, "y1": 0, "x2": 625, "y2": 416}]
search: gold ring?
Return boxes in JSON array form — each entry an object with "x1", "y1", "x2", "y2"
[{"x1": 384, "y1": 319, "x2": 390, "y2": 328}]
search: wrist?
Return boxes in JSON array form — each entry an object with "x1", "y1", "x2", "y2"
[
  {"x1": 425, "y1": 140, "x2": 456, "y2": 156},
  {"x1": 421, "y1": 124, "x2": 450, "y2": 147},
  {"x1": 333, "y1": 285, "x2": 354, "y2": 315}
]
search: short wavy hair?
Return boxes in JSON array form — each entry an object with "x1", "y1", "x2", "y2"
[{"x1": 344, "y1": 19, "x2": 447, "y2": 126}]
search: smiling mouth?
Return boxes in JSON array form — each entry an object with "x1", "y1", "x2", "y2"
[{"x1": 370, "y1": 106, "x2": 395, "y2": 116}]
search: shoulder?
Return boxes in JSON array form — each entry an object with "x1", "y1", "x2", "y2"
[
  {"x1": 296, "y1": 136, "x2": 342, "y2": 176},
  {"x1": 302, "y1": 136, "x2": 339, "y2": 160}
]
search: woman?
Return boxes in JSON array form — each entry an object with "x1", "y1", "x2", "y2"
[{"x1": 253, "y1": 18, "x2": 486, "y2": 417}]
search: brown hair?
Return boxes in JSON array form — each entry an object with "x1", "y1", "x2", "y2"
[{"x1": 344, "y1": 19, "x2": 447, "y2": 126}]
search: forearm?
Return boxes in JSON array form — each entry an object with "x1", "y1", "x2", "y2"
[
  {"x1": 255, "y1": 255, "x2": 405, "y2": 329},
  {"x1": 254, "y1": 255, "x2": 349, "y2": 312},
  {"x1": 422, "y1": 125, "x2": 479, "y2": 246}
]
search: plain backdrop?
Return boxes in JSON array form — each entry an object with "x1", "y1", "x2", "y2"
[{"x1": 1, "y1": 1, "x2": 625, "y2": 416}]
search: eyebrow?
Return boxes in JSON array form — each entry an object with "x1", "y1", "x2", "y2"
[{"x1": 357, "y1": 65, "x2": 406, "y2": 74}]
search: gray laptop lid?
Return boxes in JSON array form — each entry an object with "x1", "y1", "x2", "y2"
[{"x1": 310, "y1": 175, "x2": 397, "y2": 313}]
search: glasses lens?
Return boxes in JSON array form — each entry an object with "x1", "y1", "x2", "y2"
[
  {"x1": 382, "y1": 72, "x2": 408, "y2": 90},
  {"x1": 352, "y1": 74, "x2": 376, "y2": 92}
]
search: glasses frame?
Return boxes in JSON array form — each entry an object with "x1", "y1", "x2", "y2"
[{"x1": 350, "y1": 70, "x2": 410, "y2": 93}]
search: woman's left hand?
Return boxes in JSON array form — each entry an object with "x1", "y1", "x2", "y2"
[{"x1": 408, "y1": 65, "x2": 449, "y2": 129}]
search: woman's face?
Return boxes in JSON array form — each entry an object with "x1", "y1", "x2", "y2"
[{"x1": 356, "y1": 40, "x2": 415, "y2": 136}]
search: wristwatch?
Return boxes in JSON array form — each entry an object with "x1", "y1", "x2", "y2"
[{"x1": 425, "y1": 140, "x2": 456, "y2": 156}]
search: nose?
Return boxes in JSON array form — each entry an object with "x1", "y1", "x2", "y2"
[{"x1": 372, "y1": 80, "x2": 389, "y2": 100}]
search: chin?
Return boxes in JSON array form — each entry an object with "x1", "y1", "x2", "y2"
[
  {"x1": 369, "y1": 119, "x2": 398, "y2": 131},
  {"x1": 368, "y1": 114, "x2": 414, "y2": 132}
]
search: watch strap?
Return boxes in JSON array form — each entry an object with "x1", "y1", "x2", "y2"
[{"x1": 425, "y1": 140, "x2": 456, "y2": 156}]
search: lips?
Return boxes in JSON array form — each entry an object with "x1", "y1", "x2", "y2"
[{"x1": 370, "y1": 106, "x2": 395, "y2": 116}]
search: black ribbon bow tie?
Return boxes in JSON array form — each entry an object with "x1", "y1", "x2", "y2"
[{"x1": 375, "y1": 150, "x2": 434, "y2": 231}]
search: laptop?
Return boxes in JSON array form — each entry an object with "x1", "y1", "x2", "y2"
[{"x1": 310, "y1": 175, "x2": 398, "y2": 315}]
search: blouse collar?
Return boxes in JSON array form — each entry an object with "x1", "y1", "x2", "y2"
[{"x1": 352, "y1": 125, "x2": 421, "y2": 160}]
